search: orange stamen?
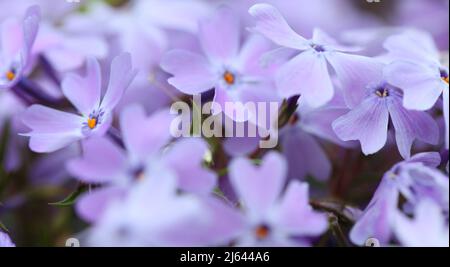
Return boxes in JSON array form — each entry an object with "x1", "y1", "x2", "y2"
[
  {"x1": 223, "y1": 71, "x2": 235, "y2": 85},
  {"x1": 87, "y1": 118, "x2": 97, "y2": 129},
  {"x1": 255, "y1": 225, "x2": 270, "y2": 240},
  {"x1": 6, "y1": 71, "x2": 15, "y2": 81},
  {"x1": 443, "y1": 76, "x2": 449, "y2": 84}
]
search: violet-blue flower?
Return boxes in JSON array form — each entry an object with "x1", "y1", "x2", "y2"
[
  {"x1": 229, "y1": 152, "x2": 328, "y2": 246},
  {"x1": 332, "y1": 62, "x2": 439, "y2": 159},
  {"x1": 383, "y1": 30, "x2": 449, "y2": 148},
  {"x1": 0, "y1": 5, "x2": 40, "y2": 90},
  {"x1": 161, "y1": 6, "x2": 279, "y2": 122},
  {"x1": 21, "y1": 53, "x2": 137, "y2": 153},
  {"x1": 350, "y1": 152, "x2": 448, "y2": 246},
  {"x1": 248, "y1": 3, "x2": 382, "y2": 108},
  {"x1": 0, "y1": 231, "x2": 15, "y2": 247}
]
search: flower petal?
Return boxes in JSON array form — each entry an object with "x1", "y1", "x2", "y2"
[
  {"x1": 229, "y1": 152, "x2": 287, "y2": 218},
  {"x1": 198, "y1": 6, "x2": 240, "y2": 62},
  {"x1": 100, "y1": 53, "x2": 137, "y2": 111},
  {"x1": 62, "y1": 57, "x2": 102, "y2": 116},
  {"x1": 274, "y1": 181, "x2": 328, "y2": 236},
  {"x1": 163, "y1": 138, "x2": 217, "y2": 195},
  {"x1": 387, "y1": 97, "x2": 439, "y2": 159},
  {"x1": 326, "y1": 52, "x2": 384, "y2": 108},
  {"x1": 120, "y1": 104, "x2": 173, "y2": 162},
  {"x1": 276, "y1": 50, "x2": 334, "y2": 107},
  {"x1": 332, "y1": 97, "x2": 389, "y2": 155},
  {"x1": 67, "y1": 137, "x2": 127, "y2": 184},
  {"x1": 160, "y1": 49, "x2": 215, "y2": 94},
  {"x1": 384, "y1": 61, "x2": 443, "y2": 110},
  {"x1": 248, "y1": 4, "x2": 309, "y2": 50},
  {"x1": 22, "y1": 104, "x2": 83, "y2": 133}
]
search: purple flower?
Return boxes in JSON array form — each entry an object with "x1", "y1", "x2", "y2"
[
  {"x1": 0, "y1": 231, "x2": 15, "y2": 247},
  {"x1": 161, "y1": 7, "x2": 279, "y2": 122},
  {"x1": 248, "y1": 3, "x2": 381, "y2": 108},
  {"x1": 0, "y1": 5, "x2": 40, "y2": 90},
  {"x1": 21, "y1": 53, "x2": 137, "y2": 153},
  {"x1": 393, "y1": 199, "x2": 449, "y2": 247},
  {"x1": 332, "y1": 62, "x2": 439, "y2": 159},
  {"x1": 69, "y1": 105, "x2": 216, "y2": 223},
  {"x1": 383, "y1": 30, "x2": 449, "y2": 148},
  {"x1": 350, "y1": 152, "x2": 448, "y2": 246},
  {"x1": 282, "y1": 94, "x2": 355, "y2": 181},
  {"x1": 83, "y1": 173, "x2": 240, "y2": 247},
  {"x1": 229, "y1": 152, "x2": 328, "y2": 246}
]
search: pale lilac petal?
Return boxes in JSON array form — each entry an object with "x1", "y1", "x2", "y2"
[
  {"x1": 66, "y1": 137, "x2": 127, "y2": 184},
  {"x1": 160, "y1": 50, "x2": 215, "y2": 94},
  {"x1": 22, "y1": 104, "x2": 84, "y2": 133},
  {"x1": 1, "y1": 19, "x2": 23, "y2": 58},
  {"x1": 332, "y1": 97, "x2": 389, "y2": 155},
  {"x1": 384, "y1": 61, "x2": 443, "y2": 110},
  {"x1": 383, "y1": 30, "x2": 440, "y2": 64},
  {"x1": 276, "y1": 50, "x2": 333, "y2": 107},
  {"x1": 198, "y1": 7, "x2": 239, "y2": 62},
  {"x1": 387, "y1": 97, "x2": 439, "y2": 159},
  {"x1": 0, "y1": 232, "x2": 15, "y2": 247},
  {"x1": 312, "y1": 28, "x2": 361, "y2": 52},
  {"x1": 21, "y1": 5, "x2": 41, "y2": 64},
  {"x1": 76, "y1": 187, "x2": 127, "y2": 223},
  {"x1": 163, "y1": 139, "x2": 217, "y2": 195},
  {"x1": 229, "y1": 152, "x2": 287, "y2": 217},
  {"x1": 62, "y1": 57, "x2": 101, "y2": 116},
  {"x1": 282, "y1": 128, "x2": 331, "y2": 181},
  {"x1": 236, "y1": 35, "x2": 273, "y2": 74},
  {"x1": 407, "y1": 152, "x2": 442, "y2": 168},
  {"x1": 26, "y1": 132, "x2": 83, "y2": 153},
  {"x1": 444, "y1": 88, "x2": 449, "y2": 149},
  {"x1": 326, "y1": 52, "x2": 384, "y2": 108},
  {"x1": 275, "y1": 181, "x2": 328, "y2": 236},
  {"x1": 248, "y1": 4, "x2": 309, "y2": 50},
  {"x1": 100, "y1": 53, "x2": 137, "y2": 111},
  {"x1": 120, "y1": 105, "x2": 173, "y2": 161}
]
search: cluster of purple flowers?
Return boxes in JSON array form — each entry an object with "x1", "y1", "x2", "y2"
[{"x1": 0, "y1": 0, "x2": 448, "y2": 247}]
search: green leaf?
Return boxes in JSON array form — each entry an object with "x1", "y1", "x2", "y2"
[
  {"x1": 0, "y1": 220, "x2": 8, "y2": 232},
  {"x1": 49, "y1": 184, "x2": 88, "y2": 207}
]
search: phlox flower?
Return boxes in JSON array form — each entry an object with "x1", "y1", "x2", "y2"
[
  {"x1": 248, "y1": 3, "x2": 380, "y2": 108},
  {"x1": 393, "y1": 199, "x2": 449, "y2": 247},
  {"x1": 383, "y1": 30, "x2": 449, "y2": 148},
  {"x1": 161, "y1": 6, "x2": 279, "y2": 122},
  {"x1": 0, "y1": 5, "x2": 40, "y2": 90},
  {"x1": 350, "y1": 152, "x2": 448, "y2": 246},
  {"x1": 0, "y1": 231, "x2": 15, "y2": 247},
  {"x1": 68, "y1": 105, "x2": 217, "y2": 223},
  {"x1": 332, "y1": 62, "x2": 439, "y2": 159},
  {"x1": 21, "y1": 53, "x2": 137, "y2": 153},
  {"x1": 229, "y1": 152, "x2": 328, "y2": 246}
]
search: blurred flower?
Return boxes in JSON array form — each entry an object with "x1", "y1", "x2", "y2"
[
  {"x1": 0, "y1": 5, "x2": 40, "y2": 90},
  {"x1": 393, "y1": 199, "x2": 449, "y2": 247},
  {"x1": 281, "y1": 94, "x2": 354, "y2": 181},
  {"x1": 21, "y1": 53, "x2": 137, "y2": 153},
  {"x1": 229, "y1": 152, "x2": 328, "y2": 246},
  {"x1": 248, "y1": 3, "x2": 380, "y2": 108},
  {"x1": 383, "y1": 30, "x2": 449, "y2": 149},
  {"x1": 161, "y1": 7, "x2": 279, "y2": 122},
  {"x1": 350, "y1": 152, "x2": 448, "y2": 246},
  {"x1": 0, "y1": 231, "x2": 15, "y2": 247}
]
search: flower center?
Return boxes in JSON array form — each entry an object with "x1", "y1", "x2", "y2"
[
  {"x1": 440, "y1": 70, "x2": 449, "y2": 84},
  {"x1": 311, "y1": 44, "x2": 325, "y2": 52},
  {"x1": 375, "y1": 88, "x2": 389, "y2": 98},
  {"x1": 223, "y1": 71, "x2": 235, "y2": 85},
  {"x1": 255, "y1": 224, "x2": 270, "y2": 240},
  {"x1": 5, "y1": 70, "x2": 15, "y2": 81},
  {"x1": 87, "y1": 117, "x2": 97, "y2": 129}
]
